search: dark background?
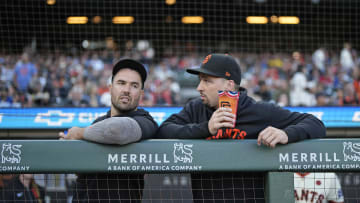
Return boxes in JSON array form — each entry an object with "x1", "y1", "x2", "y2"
[{"x1": 0, "y1": 0, "x2": 359, "y2": 55}]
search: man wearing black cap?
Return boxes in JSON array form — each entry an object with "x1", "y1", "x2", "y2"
[
  {"x1": 59, "y1": 59, "x2": 158, "y2": 202},
  {"x1": 156, "y1": 54, "x2": 326, "y2": 202}
]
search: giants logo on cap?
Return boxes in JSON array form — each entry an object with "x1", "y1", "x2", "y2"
[{"x1": 202, "y1": 54, "x2": 212, "y2": 64}]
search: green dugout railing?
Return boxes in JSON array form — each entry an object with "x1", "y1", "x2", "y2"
[{"x1": 1, "y1": 138, "x2": 360, "y2": 202}]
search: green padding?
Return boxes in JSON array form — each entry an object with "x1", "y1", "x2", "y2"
[
  {"x1": 1, "y1": 139, "x2": 360, "y2": 173},
  {"x1": 266, "y1": 172, "x2": 294, "y2": 203}
]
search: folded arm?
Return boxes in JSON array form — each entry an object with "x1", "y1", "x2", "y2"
[{"x1": 59, "y1": 117, "x2": 142, "y2": 145}]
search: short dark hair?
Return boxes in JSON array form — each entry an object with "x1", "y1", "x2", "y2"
[{"x1": 112, "y1": 59, "x2": 147, "y2": 89}]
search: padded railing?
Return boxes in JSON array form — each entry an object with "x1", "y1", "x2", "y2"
[{"x1": 1, "y1": 139, "x2": 360, "y2": 202}]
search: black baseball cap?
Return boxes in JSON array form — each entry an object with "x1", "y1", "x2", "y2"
[
  {"x1": 186, "y1": 53, "x2": 241, "y2": 85},
  {"x1": 112, "y1": 59, "x2": 147, "y2": 88}
]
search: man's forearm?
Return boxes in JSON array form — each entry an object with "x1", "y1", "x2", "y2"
[
  {"x1": 84, "y1": 117, "x2": 142, "y2": 145},
  {"x1": 157, "y1": 121, "x2": 210, "y2": 139}
]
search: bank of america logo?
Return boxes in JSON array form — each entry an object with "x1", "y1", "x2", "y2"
[
  {"x1": 1, "y1": 143, "x2": 22, "y2": 164},
  {"x1": 173, "y1": 143, "x2": 193, "y2": 163},
  {"x1": 343, "y1": 142, "x2": 360, "y2": 161}
]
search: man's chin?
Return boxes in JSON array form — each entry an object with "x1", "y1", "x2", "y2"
[
  {"x1": 200, "y1": 98, "x2": 207, "y2": 105},
  {"x1": 112, "y1": 103, "x2": 136, "y2": 113},
  {"x1": 201, "y1": 100, "x2": 215, "y2": 108},
  {"x1": 201, "y1": 99, "x2": 217, "y2": 109}
]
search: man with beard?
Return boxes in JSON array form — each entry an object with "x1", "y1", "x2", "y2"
[
  {"x1": 59, "y1": 59, "x2": 158, "y2": 202},
  {"x1": 156, "y1": 53, "x2": 326, "y2": 203}
]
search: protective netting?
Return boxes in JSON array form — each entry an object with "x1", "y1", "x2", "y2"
[{"x1": 0, "y1": 0, "x2": 359, "y2": 107}]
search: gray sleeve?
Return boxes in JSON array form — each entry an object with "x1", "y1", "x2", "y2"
[{"x1": 83, "y1": 117, "x2": 142, "y2": 145}]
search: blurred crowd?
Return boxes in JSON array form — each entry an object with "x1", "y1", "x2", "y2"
[{"x1": 0, "y1": 42, "x2": 359, "y2": 108}]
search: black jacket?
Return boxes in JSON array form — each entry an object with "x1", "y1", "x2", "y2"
[
  {"x1": 72, "y1": 108, "x2": 158, "y2": 203},
  {"x1": 94, "y1": 109, "x2": 158, "y2": 140},
  {"x1": 157, "y1": 91, "x2": 325, "y2": 141},
  {"x1": 157, "y1": 90, "x2": 326, "y2": 202},
  {"x1": 1, "y1": 176, "x2": 45, "y2": 203}
]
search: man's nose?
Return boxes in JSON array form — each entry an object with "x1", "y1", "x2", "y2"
[
  {"x1": 122, "y1": 84, "x2": 131, "y2": 93},
  {"x1": 196, "y1": 81, "x2": 203, "y2": 92}
]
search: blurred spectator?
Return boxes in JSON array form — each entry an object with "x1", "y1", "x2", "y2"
[
  {"x1": 141, "y1": 79, "x2": 156, "y2": 106},
  {"x1": 1, "y1": 174, "x2": 45, "y2": 203},
  {"x1": 99, "y1": 77, "x2": 112, "y2": 107},
  {"x1": 342, "y1": 82, "x2": 358, "y2": 105},
  {"x1": 340, "y1": 43, "x2": 355, "y2": 74},
  {"x1": 89, "y1": 54, "x2": 104, "y2": 71},
  {"x1": 160, "y1": 77, "x2": 181, "y2": 105},
  {"x1": 312, "y1": 47, "x2": 327, "y2": 74},
  {"x1": 152, "y1": 80, "x2": 166, "y2": 105},
  {"x1": 254, "y1": 80, "x2": 273, "y2": 102},
  {"x1": 0, "y1": 82, "x2": 21, "y2": 108},
  {"x1": 292, "y1": 51, "x2": 305, "y2": 72},
  {"x1": 28, "y1": 79, "x2": 50, "y2": 107},
  {"x1": 1, "y1": 43, "x2": 359, "y2": 108},
  {"x1": 88, "y1": 53, "x2": 104, "y2": 78},
  {"x1": 290, "y1": 66, "x2": 316, "y2": 106},
  {"x1": 335, "y1": 88, "x2": 345, "y2": 106},
  {"x1": 0, "y1": 85, "x2": 12, "y2": 107},
  {"x1": 67, "y1": 84, "x2": 89, "y2": 107},
  {"x1": 14, "y1": 53, "x2": 37, "y2": 93},
  {"x1": 277, "y1": 93, "x2": 289, "y2": 107},
  {"x1": 141, "y1": 92, "x2": 155, "y2": 106},
  {"x1": 100, "y1": 92, "x2": 111, "y2": 107},
  {"x1": 154, "y1": 60, "x2": 176, "y2": 81},
  {"x1": 0, "y1": 59, "x2": 15, "y2": 86},
  {"x1": 87, "y1": 83, "x2": 100, "y2": 107},
  {"x1": 168, "y1": 77, "x2": 181, "y2": 104},
  {"x1": 315, "y1": 92, "x2": 330, "y2": 106},
  {"x1": 97, "y1": 77, "x2": 109, "y2": 96},
  {"x1": 9, "y1": 86, "x2": 23, "y2": 108},
  {"x1": 353, "y1": 67, "x2": 360, "y2": 102},
  {"x1": 319, "y1": 67, "x2": 334, "y2": 87}
]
